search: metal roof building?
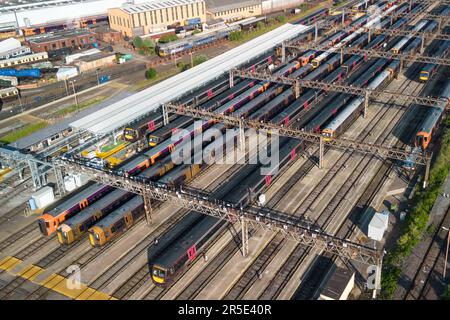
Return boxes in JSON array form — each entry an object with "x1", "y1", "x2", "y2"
[
  {"x1": 0, "y1": 0, "x2": 132, "y2": 28},
  {"x1": 70, "y1": 22, "x2": 310, "y2": 136}
]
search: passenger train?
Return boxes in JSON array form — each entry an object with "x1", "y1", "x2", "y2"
[
  {"x1": 38, "y1": 53, "x2": 279, "y2": 236},
  {"x1": 0, "y1": 52, "x2": 49, "y2": 69},
  {"x1": 415, "y1": 80, "x2": 450, "y2": 150}
]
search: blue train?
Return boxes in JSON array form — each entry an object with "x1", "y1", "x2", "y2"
[
  {"x1": 155, "y1": 25, "x2": 240, "y2": 57},
  {"x1": 0, "y1": 68, "x2": 41, "y2": 79}
]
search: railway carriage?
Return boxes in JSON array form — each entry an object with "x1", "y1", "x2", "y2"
[{"x1": 415, "y1": 81, "x2": 450, "y2": 149}]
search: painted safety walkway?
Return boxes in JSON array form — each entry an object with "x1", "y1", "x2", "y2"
[{"x1": 0, "y1": 256, "x2": 117, "y2": 300}]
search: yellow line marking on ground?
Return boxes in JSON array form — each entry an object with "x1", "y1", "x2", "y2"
[{"x1": 0, "y1": 256, "x2": 116, "y2": 300}]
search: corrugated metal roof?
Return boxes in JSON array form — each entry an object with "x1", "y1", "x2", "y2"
[
  {"x1": 206, "y1": 0, "x2": 261, "y2": 13},
  {"x1": 120, "y1": 0, "x2": 204, "y2": 14},
  {"x1": 70, "y1": 23, "x2": 310, "y2": 135}
]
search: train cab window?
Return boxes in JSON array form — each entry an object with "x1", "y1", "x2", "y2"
[
  {"x1": 152, "y1": 267, "x2": 165, "y2": 279},
  {"x1": 148, "y1": 136, "x2": 159, "y2": 145},
  {"x1": 46, "y1": 222, "x2": 50, "y2": 228},
  {"x1": 62, "y1": 232, "x2": 68, "y2": 239},
  {"x1": 94, "y1": 233, "x2": 100, "y2": 241}
]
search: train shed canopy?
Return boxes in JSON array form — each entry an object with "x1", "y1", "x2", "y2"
[{"x1": 70, "y1": 23, "x2": 310, "y2": 136}]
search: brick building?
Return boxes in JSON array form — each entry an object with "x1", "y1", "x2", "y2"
[
  {"x1": 28, "y1": 30, "x2": 97, "y2": 53},
  {"x1": 108, "y1": 0, "x2": 207, "y2": 37}
]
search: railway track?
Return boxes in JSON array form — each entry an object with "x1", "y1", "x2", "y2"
[
  {"x1": 250, "y1": 62, "x2": 426, "y2": 299},
  {"x1": 17, "y1": 162, "x2": 244, "y2": 300},
  {"x1": 221, "y1": 69, "x2": 414, "y2": 300},
  {"x1": 289, "y1": 67, "x2": 430, "y2": 300},
  {"x1": 402, "y1": 207, "x2": 450, "y2": 300},
  {"x1": 155, "y1": 42, "x2": 396, "y2": 300}
]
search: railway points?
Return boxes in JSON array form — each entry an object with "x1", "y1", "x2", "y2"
[{"x1": 0, "y1": 0, "x2": 449, "y2": 303}]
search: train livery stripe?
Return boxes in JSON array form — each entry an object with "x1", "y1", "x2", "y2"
[{"x1": 0, "y1": 256, "x2": 116, "y2": 300}]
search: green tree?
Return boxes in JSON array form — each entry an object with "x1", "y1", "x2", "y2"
[
  {"x1": 158, "y1": 34, "x2": 178, "y2": 43},
  {"x1": 278, "y1": 15, "x2": 286, "y2": 23},
  {"x1": 192, "y1": 29, "x2": 201, "y2": 35},
  {"x1": 442, "y1": 285, "x2": 450, "y2": 300},
  {"x1": 142, "y1": 38, "x2": 155, "y2": 55},
  {"x1": 133, "y1": 36, "x2": 143, "y2": 49},
  {"x1": 256, "y1": 21, "x2": 265, "y2": 30},
  {"x1": 229, "y1": 31, "x2": 244, "y2": 41},
  {"x1": 193, "y1": 54, "x2": 208, "y2": 66},
  {"x1": 268, "y1": 17, "x2": 276, "y2": 25},
  {"x1": 145, "y1": 68, "x2": 157, "y2": 79}
]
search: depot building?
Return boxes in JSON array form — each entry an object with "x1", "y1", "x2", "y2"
[{"x1": 108, "y1": 0, "x2": 207, "y2": 37}]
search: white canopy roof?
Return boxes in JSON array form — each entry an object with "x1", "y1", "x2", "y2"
[{"x1": 70, "y1": 23, "x2": 310, "y2": 135}]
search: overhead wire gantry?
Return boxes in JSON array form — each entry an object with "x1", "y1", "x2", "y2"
[{"x1": 53, "y1": 157, "x2": 382, "y2": 270}]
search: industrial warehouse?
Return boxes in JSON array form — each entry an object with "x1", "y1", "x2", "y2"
[{"x1": 0, "y1": 0, "x2": 449, "y2": 307}]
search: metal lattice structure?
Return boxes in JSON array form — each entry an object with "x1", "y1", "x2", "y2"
[
  {"x1": 284, "y1": 42, "x2": 450, "y2": 66},
  {"x1": 0, "y1": 147, "x2": 64, "y2": 193},
  {"x1": 53, "y1": 157, "x2": 382, "y2": 266},
  {"x1": 163, "y1": 102, "x2": 431, "y2": 167},
  {"x1": 231, "y1": 69, "x2": 447, "y2": 108}
]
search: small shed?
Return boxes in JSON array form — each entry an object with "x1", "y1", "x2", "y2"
[
  {"x1": 31, "y1": 186, "x2": 55, "y2": 209},
  {"x1": 368, "y1": 211, "x2": 389, "y2": 241},
  {"x1": 56, "y1": 66, "x2": 79, "y2": 81},
  {"x1": 318, "y1": 266, "x2": 355, "y2": 300},
  {"x1": 72, "y1": 52, "x2": 116, "y2": 73}
]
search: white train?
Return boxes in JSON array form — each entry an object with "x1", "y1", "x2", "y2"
[{"x1": 0, "y1": 52, "x2": 49, "y2": 68}]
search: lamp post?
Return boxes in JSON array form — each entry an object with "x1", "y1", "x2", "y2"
[
  {"x1": 70, "y1": 80, "x2": 79, "y2": 111},
  {"x1": 443, "y1": 226, "x2": 449, "y2": 279}
]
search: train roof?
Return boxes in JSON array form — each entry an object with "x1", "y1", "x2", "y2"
[
  {"x1": 70, "y1": 23, "x2": 311, "y2": 136},
  {"x1": 62, "y1": 188, "x2": 128, "y2": 227},
  {"x1": 92, "y1": 195, "x2": 143, "y2": 229}
]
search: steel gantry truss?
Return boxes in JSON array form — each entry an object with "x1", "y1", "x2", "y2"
[
  {"x1": 283, "y1": 42, "x2": 450, "y2": 66},
  {"x1": 53, "y1": 157, "x2": 382, "y2": 267},
  {"x1": 231, "y1": 69, "x2": 447, "y2": 109},
  {"x1": 163, "y1": 102, "x2": 431, "y2": 168},
  {"x1": 0, "y1": 147, "x2": 65, "y2": 193}
]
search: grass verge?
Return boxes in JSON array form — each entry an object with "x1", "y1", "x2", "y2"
[{"x1": 0, "y1": 122, "x2": 48, "y2": 143}]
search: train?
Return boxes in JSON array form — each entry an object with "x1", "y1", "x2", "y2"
[
  {"x1": 312, "y1": 2, "x2": 403, "y2": 68},
  {"x1": 21, "y1": 16, "x2": 108, "y2": 37},
  {"x1": 0, "y1": 52, "x2": 49, "y2": 69},
  {"x1": 77, "y1": 60, "x2": 302, "y2": 246},
  {"x1": 0, "y1": 87, "x2": 19, "y2": 99},
  {"x1": 148, "y1": 135, "x2": 304, "y2": 286},
  {"x1": 415, "y1": 80, "x2": 450, "y2": 149},
  {"x1": 0, "y1": 76, "x2": 18, "y2": 88},
  {"x1": 0, "y1": 46, "x2": 32, "y2": 61},
  {"x1": 419, "y1": 40, "x2": 450, "y2": 82},
  {"x1": 0, "y1": 68, "x2": 41, "y2": 79},
  {"x1": 39, "y1": 54, "x2": 278, "y2": 236},
  {"x1": 156, "y1": 25, "x2": 240, "y2": 57},
  {"x1": 87, "y1": 125, "x2": 232, "y2": 246},
  {"x1": 155, "y1": 6, "x2": 331, "y2": 58}
]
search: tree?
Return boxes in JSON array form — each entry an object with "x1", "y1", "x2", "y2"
[
  {"x1": 229, "y1": 31, "x2": 244, "y2": 41},
  {"x1": 142, "y1": 38, "x2": 155, "y2": 55},
  {"x1": 145, "y1": 68, "x2": 157, "y2": 79},
  {"x1": 256, "y1": 21, "x2": 265, "y2": 30},
  {"x1": 193, "y1": 54, "x2": 208, "y2": 66},
  {"x1": 158, "y1": 34, "x2": 178, "y2": 43},
  {"x1": 268, "y1": 17, "x2": 276, "y2": 25},
  {"x1": 133, "y1": 36, "x2": 143, "y2": 49},
  {"x1": 192, "y1": 29, "x2": 201, "y2": 35},
  {"x1": 278, "y1": 15, "x2": 286, "y2": 23}
]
